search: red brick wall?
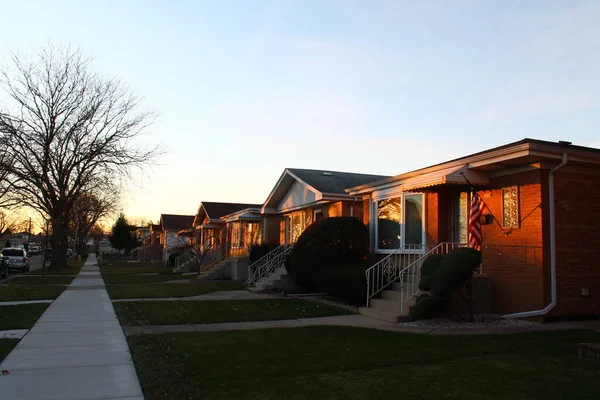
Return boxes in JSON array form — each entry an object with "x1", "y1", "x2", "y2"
[
  {"x1": 480, "y1": 170, "x2": 547, "y2": 315},
  {"x1": 262, "y1": 215, "x2": 281, "y2": 245},
  {"x1": 551, "y1": 169, "x2": 600, "y2": 317}
]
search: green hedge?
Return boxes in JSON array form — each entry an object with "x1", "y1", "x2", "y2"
[{"x1": 285, "y1": 217, "x2": 370, "y2": 305}]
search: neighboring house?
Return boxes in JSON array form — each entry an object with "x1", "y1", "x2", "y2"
[
  {"x1": 159, "y1": 214, "x2": 195, "y2": 264},
  {"x1": 260, "y1": 168, "x2": 390, "y2": 245},
  {"x1": 0, "y1": 233, "x2": 30, "y2": 249},
  {"x1": 346, "y1": 138, "x2": 600, "y2": 320},
  {"x1": 191, "y1": 202, "x2": 262, "y2": 253}
]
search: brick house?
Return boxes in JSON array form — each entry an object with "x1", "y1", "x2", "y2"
[
  {"x1": 347, "y1": 138, "x2": 600, "y2": 320},
  {"x1": 159, "y1": 214, "x2": 194, "y2": 264},
  {"x1": 260, "y1": 168, "x2": 390, "y2": 245},
  {"x1": 191, "y1": 202, "x2": 262, "y2": 254}
]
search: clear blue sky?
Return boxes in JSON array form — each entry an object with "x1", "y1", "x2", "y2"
[{"x1": 2, "y1": 0, "x2": 599, "y2": 223}]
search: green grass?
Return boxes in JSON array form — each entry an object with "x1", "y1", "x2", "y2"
[
  {"x1": 101, "y1": 265, "x2": 175, "y2": 275},
  {"x1": 7, "y1": 275, "x2": 75, "y2": 285},
  {"x1": 106, "y1": 281, "x2": 246, "y2": 299},
  {"x1": 100, "y1": 264, "x2": 193, "y2": 284},
  {"x1": 0, "y1": 339, "x2": 19, "y2": 362},
  {"x1": 0, "y1": 284, "x2": 66, "y2": 301},
  {"x1": 0, "y1": 303, "x2": 49, "y2": 330},
  {"x1": 28, "y1": 257, "x2": 86, "y2": 276},
  {"x1": 114, "y1": 299, "x2": 352, "y2": 326},
  {"x1": 128, "y1": 327, "x2": 600, "y2": 400},
  {"x1": 102, "y1": 274, "x2": 192, "y2": 284}
]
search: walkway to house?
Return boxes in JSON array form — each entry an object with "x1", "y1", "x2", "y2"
[
  {"x1": 123, "y1": 314, "x2": 600, "y2": 336},
  {"x1": 0, "y1": 254, "x2": 144, "y2": 400}
]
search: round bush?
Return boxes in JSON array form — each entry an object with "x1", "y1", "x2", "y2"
[
  {"x1": 429, "y1": 247, "x2": 481, "y2": 297},
  {"x1": 418, "y1": 253, "x2": 445, "y2": 291},
  {"x1": 285, "y1": 217, "x2": 369, "y2": 302}
]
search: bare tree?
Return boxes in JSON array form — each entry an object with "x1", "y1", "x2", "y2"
[
  {"x1": 0, "y1": 44, "x2": 159, "y2": 268},
  {"x1": 68, "y1": 181, "x2": 120, "y2": 255}
]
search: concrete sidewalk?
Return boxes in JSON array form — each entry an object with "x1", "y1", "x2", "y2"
[
  {"x1": 0, "y1": 254, "x2": 144, "y2": 400},
  {"x1": 123, "y1": 314, "x2": 600, "y2": 337}
]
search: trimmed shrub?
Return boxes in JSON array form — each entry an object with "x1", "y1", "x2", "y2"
[
  {"x1": 248, "y1": 243, "x2": 280, "y2": 265},
  {"x1": 429, "y1": 247, "x2": 481, "y2": 298},
  {"x1": 409, "y1": 294, "x2": 447, "y2": 320},
  {"x1": 418, "y1": 253, "x2": 445, "y2": 291},
  {"x1": 285, "y1": 217, "x2": 369, "y2": 304}
]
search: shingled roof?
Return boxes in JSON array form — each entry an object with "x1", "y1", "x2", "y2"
[
  {"x1": 201, "y1": 202, "x2": 261, "y2": 220},
  {"x1": 287, "y1": 168, "x2": 389, "y2": 194},
  {"x1": 159, "y1": 214, "x2": 194, "y2": 231}
]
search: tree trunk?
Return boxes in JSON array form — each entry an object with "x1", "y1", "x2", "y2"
[{"x1": 50, "y1": 217, "x2": 68, "y2": 269}]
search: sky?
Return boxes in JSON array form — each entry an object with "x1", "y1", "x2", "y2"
[{"x1": 1, "y1": 0, "x2": 599, "y2": 224}]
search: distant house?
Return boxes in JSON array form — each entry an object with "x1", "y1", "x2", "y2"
[{"x1": 159, "y1": 214, "x2": 195, "y2": 264}]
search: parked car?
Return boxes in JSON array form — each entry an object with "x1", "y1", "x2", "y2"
[
  {"x1": 0, "y1": 253, "x2": 7, "y2": 279},
  {"x1": 28, "y1": 246, "x2": 41, "y2": 255},
  {"x1": 2, "y1": 247, "x2": 30, "y2": 273}
]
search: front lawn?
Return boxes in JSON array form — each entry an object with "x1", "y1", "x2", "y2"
[
  {"x1": 0, "y1": 303, "x2": 49, "y2": 330},
  {"x1": 0, "y1": 339, "x2": 19, "y2": 362},
  {"x1": 0, "y1": 284, "x2": 66, "y2": 301},
  {"x1": 28, "y1": 257, "x2": 86, "y2": 276},
  {"x1": 101, "y1": 265, "x2": 175, "y2": 275},
  {"x1": 102, "y1": 274, "x2": 192, "y2": 284},
  {"x1": 7, "y1": 275, "x2": 75, "y2": 285},
  {"x1": 114, "y1": 299, "x2": 352, "y2": 326},
  {"x1": 128, "y1": 327, "x2": 600, "y2": 400},
  {"x1": 106, "y1": 281, "x2": 245, "y2": 299}
]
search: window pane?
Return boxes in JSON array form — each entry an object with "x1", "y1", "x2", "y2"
[
  {"x1": 405, "y1": 194, "x2": 424, "y2": 246},
  {"x1": 377, "y1": 197, "x2": 401, "y2": 249},
  {"x1": 292, "y1": 214, "x2": 303, "y2": 243},
  {"x1": 502, "y1": 187, "x2": 519, "y2": 227}
]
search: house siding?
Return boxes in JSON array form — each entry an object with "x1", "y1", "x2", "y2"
[{"x1": 551, "y1": 169, "x2": 600, "y2": 317}]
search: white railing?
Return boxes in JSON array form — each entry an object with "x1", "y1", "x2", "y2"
[
  {"x1": 247, "y1": 245, "x2": 292, "y2": 287},
  {"x1": 174, "y1": 250, "x2": 196, "y2": 269},
  {"x1": 365, "y1": 242, "x2": 466, "y2": 308}
]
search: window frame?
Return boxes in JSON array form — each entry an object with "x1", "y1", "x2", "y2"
[
  {"x1": 372, "y1": 192, "x2": 426, "y2": 254},
  {"x1": 501, "y1": 186, "x2": 520, "y2": 228}
]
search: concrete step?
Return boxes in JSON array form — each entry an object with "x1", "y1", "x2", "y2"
[
  {"x1": 359, "y1": 306, "x2": 407, "y2": 323},
  {"x1": 370, "y1": 298, "x2": 406, "y2": 314},
  {"x1": 381, "y1": 289, "x2": 407, "y2": 301}
]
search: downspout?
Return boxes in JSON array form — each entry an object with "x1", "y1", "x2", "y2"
[{"x1": 504, "y1": 154, "x2": 568, "y2": 319}]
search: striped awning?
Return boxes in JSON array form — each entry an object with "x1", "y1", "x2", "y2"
[{"x1": 401, "y1": 165, "x2": 489, "y2": 191}]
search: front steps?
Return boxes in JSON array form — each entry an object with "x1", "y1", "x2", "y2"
[{"x1": 359, "y1": 282, "x2": 418, "y2": 323}]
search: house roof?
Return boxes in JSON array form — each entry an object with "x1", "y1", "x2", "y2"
[
  {"x1": 346, "y1": 138, "x2": 600, "y2": 194},
  {"x1": 193, "y1": 202, "x2": 262, "y2": 226},
  {"x1": 159, "y1": 214, "x2": 194, "y2": 231},
  {"x1": 261, "y1": 168, "x2": 390, "y2": 213},
  {"x1": 287, "y1": 168, "x2": 389, "y2": 194}
]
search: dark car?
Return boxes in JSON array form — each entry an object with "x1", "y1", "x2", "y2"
[
  {"x1": 0, "y1": 253, "x2": 7, "y2": 279},
  {"x1": 2, "y1": 247, "x2": 30, "y2": 272}
]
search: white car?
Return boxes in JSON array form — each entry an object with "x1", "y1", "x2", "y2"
[{"x1": 2, "y1": 247, "x2": 30, "y2": 273}]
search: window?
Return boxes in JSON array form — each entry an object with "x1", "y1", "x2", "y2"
[
  {"x1": 375, "y1": 193, "x2": 425, "y2": 251},
  {"x1": 502, "y1": 186, "x2": 519, "y2": 228}
]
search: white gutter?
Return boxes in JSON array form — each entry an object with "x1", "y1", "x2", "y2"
[{"x1": 504, "y1": 154, "x2": 568, "y2": 319}]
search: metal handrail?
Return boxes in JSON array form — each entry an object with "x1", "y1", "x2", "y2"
[
  {"x1": 174, "y1": 250, "x2": 196, "y2": 268},
  {"x1": 247, "y1": 245, "x2": 292, "y2": 287},
  {"x1": 365, "y1": 242, "x2": 466, "y2": 308}
]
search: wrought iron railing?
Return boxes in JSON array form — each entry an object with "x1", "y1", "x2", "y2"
[
  {"x1": 246, "y1": 245, "x2": 292, "y2": 287},
  {"x1": 365, "y1": 242, "x2": 466, "y2": 308}
]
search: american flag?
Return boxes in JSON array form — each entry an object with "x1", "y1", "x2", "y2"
[{"x1": 468, "y1": 192, "x2": 485, "y2": 251}]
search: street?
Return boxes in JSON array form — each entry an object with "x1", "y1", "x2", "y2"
[{"x1": 0, "y1": 255, "x2": 42, "y2": 282}]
